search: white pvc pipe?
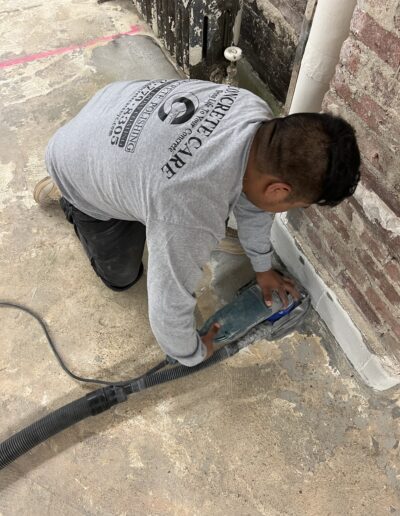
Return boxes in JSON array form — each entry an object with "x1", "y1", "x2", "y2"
[{"x1": 289, "y1": 0, "x2": 357, "y2": 114}]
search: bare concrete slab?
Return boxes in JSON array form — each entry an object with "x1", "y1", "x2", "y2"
[{"x1": 1, "y1": 1, "x2": 400, "y2": 515}]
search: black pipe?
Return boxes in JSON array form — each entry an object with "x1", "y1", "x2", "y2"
[
  {"x1": 128, "y1": 343, "x2": 238, "y2": 393},
  {"x1": 0, "y1": 343, "x2": 239, "y2": 469},
  {"x1": 0, "y1": 287, "x2": 310, "y2": 470},
  {"x1": 0, "y1": 385, "x2": 126, "y2": 470}
]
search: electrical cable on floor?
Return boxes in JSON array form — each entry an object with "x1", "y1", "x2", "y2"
[
  {"x1": 0, "y1": 300, "x2": 241, "y2": 470},
  {"x1": 0, "y1": 301, "x2": 168, "y2": 386},
  {"x1": 0, "y1": 291, "x2": 310, "y2": 469}
]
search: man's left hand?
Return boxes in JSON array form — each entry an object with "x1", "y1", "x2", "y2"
[{"x1": 256, "y1": 269, "x2": 300, "y2": 308}]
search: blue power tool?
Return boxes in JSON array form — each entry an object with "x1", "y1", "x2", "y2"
[{"x1": 199, "y1": 282, "x2": 308, "y2": 344}]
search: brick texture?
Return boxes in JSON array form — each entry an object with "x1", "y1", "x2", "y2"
[
  {"x1": 351, "y1": 8, "x2": 400, "y2": 69},
  {"x1": 239, "y1": 1, "x2": 400, "y2": 366},
  {"x1": 288, "y1": 1, "x2": 400, "y2": 367}
]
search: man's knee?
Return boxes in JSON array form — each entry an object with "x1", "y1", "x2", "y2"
[{"x1": 94, "y1": 261, "x2": 144, "y2": 292}]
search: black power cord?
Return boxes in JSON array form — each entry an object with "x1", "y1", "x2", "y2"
[
  {"x1": 0, "y1": 291, "x2": 311, "y2": 469},
  {"x1": 0, "y1": 301, "x2": 168, "y2": 386},
  {"x1": 0, "y1": 300, "x2": 241, "y2": 469}
]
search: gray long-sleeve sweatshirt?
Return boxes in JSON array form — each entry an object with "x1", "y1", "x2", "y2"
[{"x1": 45, "y1": 79, "x2": 274, "y2": 366}]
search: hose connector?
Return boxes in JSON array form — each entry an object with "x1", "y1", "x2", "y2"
[{"x1": 86, "y1": 385, "x2": 127, "y2": 415}]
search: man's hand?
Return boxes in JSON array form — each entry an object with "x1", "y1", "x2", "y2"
[
  {"x1": 256, "y1": 269, "x2": 300, "y2": 308},
  {"x1": 201, "y1": 323, "x2": 220, "y2": 360}
]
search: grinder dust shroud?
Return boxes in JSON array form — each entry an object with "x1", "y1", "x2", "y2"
[{"x1": 0, "y1": 281, "x2": 310, "y2": 469}]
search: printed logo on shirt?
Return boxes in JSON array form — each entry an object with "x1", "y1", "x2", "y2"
[
  {"x1": 161, "y1": 85, "x2": 241, "y2": 179},
  {"x1": 108, "y1": 80, "x2": 182, "y2": 153},
  {"x1": 158, "y1": 93, "x2": 199, "y2": 125},
  {"x1": 108, "y1": 82, "x2": 241, "y2": 173}
]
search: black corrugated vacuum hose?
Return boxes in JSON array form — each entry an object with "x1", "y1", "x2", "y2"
[
  {"x1": 0, "y1": 343, "x2": 238, "y2": 469},
  {"x1": 1, "y1": 286, "x2": 310, "y2": 469},
  {"x1": 0, "y1": 385, "x2": 126, "y2": 469}
]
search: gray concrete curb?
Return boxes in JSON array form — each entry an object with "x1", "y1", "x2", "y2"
[{"x1": 271, "y1": 214, "x2": 400, "y2": 391}]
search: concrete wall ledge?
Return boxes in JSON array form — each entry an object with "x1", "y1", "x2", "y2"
[{"x1": 271, "y1": 214, "x2": 400, "y2": 391}]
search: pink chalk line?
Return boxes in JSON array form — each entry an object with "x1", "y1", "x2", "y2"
[{"x1": 0, "y1": 24, "x2": 142, "y2": 69}]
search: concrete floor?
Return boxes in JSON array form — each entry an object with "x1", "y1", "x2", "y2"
[{"x1": 1, "y1": 1, "x2": 400, "y2": 514}]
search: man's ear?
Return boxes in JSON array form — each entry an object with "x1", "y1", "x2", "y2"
[{"x1": 265, "y1": 182, "x2": 292, "y2": 201}]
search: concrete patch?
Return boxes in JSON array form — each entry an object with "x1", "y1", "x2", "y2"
[{"x1": 0, "y1": 161, "x2": 14, "y2": 210}]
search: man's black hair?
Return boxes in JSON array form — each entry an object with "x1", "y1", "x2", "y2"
[{"x1": 256, "y1": 112, "x2": 361, "y2": 206}]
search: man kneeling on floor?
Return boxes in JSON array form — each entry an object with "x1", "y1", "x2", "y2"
[{"x1": 34, "y1": 79, "x2": 361, "y2": 366}]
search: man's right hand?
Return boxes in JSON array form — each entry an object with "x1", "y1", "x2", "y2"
[{"x1": 201, "y1": 322, "x2": 221, "y2": 360}]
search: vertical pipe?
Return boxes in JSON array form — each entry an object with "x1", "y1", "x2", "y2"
[
  {"x1": 284, "y1": 0, "x2": 318, "y2": 114},
  {"x1": 289, "y1": 0, "x2": 357, "y2": 114}
]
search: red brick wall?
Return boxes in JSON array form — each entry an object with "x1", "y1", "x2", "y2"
[{"x1": 287, "y1": 0, "x2": 400, "y2": 366}]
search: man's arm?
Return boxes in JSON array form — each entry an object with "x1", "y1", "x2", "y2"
[
  {"x1": 146, "y1": 220, "x2": 219, "y2": 366},
  {"x1": 233, "y1": 192, "x2": 299, "y2": 306},
  {"x1": 233, "y1": 192, "x2": 274, "y2": 271}
]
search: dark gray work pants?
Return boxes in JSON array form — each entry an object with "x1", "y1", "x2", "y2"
[{"x1": 60, "y1": 198, "x2": 146, "y2": 291}]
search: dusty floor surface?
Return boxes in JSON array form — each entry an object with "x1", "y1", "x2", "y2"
[{"x1": 1, "y1": 1, "x2": 400, "y2": 514}]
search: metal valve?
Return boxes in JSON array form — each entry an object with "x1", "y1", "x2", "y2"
[
  {"x1": 224, "y1": 46, "x2": 243, "y2": 63},
  {"x1": 224, "y1": 46, "x2": 243, "y2": 86}
]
